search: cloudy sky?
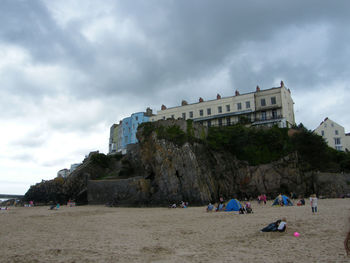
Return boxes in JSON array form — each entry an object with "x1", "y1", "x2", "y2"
[{"x1": 1, "y1": 0, "x2": 350, "y2": 194}]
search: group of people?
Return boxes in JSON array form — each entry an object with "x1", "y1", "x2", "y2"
[
  {"x1": 169, "y1": 201, "x2": 189, "y2": 208},
  {"x1": 206, "y1": 197, "x2": 226, "y2": 212},
  {"x1": 239, "y1": 202, "x2": 253, "y2": 214}
]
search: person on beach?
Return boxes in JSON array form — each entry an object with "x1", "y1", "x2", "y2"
[
  {"x1": 216, "y1": 197, "x2": 225, "y2": 211},
  {"x1": 207, "y1": 203, "x2": 214, "y2": 212},
  {"x1": 262, "y1": 194, "x2": 267, "y2": 205},
  {"x1": 278, "y1": 194, "x2": 283, "y2": 206},
  {"x1": 257, "y1": 195, "x2": 261, "y2": 205},
  {"x1": 261, "y1": 218, "x2": 287, "y2": 232},
  {"x1": 239, "y1": 207, "x2": 246, "y2": 214},
  {"x1": 245, "y1": 202, "x2": 253, "y2": 213},
  {"x1": 310, "y1": 194, "x2": 318, "y2": 213},
  {"x1": 277, "y1": 218, "x2": 287, "y2": 232}
]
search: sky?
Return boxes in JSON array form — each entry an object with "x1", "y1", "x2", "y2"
[{"x1": 1, "y1": 0, "x2": 350, "y2": 195}]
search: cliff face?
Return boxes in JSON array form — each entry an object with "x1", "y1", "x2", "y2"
[
  {"x1": 87, "y1": 120, "x2": 350, "y2": 205},
  {"x1": 25, "y1": 120, "x2": 350, "y2": 205}
]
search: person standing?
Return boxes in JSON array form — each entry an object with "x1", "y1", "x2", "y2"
[
  {"x1": 310, "y1": 194, "x2": 318, "y2": 213},
  {"x1": 262, "y1": 194, "x2": 267, "y2": 205}
]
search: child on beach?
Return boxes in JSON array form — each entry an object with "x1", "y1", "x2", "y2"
[
  {"x1": 310, "y1": 194, "x2": 318, "y2": 213},
  {"x1": 206, "y1": 203, "x2": 214, "y2": 212}
]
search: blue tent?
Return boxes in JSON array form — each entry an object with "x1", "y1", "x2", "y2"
[
  {"x1": 225, "y1": 199, "x2": 242, "y2": 211},
  {"x1": 272, "y1": 195, "x2": 293, "y2": 206}
]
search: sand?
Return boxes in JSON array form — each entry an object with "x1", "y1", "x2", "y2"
[{"x1": 0, "y1": 199, "x2": 349, "y2": 262}]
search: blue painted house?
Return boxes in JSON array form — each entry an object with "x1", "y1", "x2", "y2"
[{"x1": 115, "y1": 108, "x2": 153, "y2": 153}]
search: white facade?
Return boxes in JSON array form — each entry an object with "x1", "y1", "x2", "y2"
[
  {"x1": 57, "y1": 168, "x2": 69, "y2": 178},
  {"x1": 151, "y1": 82, "x2": 295, "y2": 128},
  {"x1": 314, "y1": 118, "x2": 350, "y2": 151}
]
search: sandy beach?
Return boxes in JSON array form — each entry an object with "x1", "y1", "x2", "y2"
[{"x1": 0, "y1": 199, "x2": 349, "y2": 262}]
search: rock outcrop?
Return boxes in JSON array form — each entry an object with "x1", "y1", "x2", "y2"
[{"x1": 25, "y1": 120, "x2": 350, "y2": 205}]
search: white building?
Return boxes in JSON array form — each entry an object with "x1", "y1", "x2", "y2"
[
  {"x1": 57, "y1": 168, "x2": 69, "y2": 178},
  {"x1": 314, "y1": 117, "x2": 350, "y2": 151},
  {"x1": 151, "y1": 81, "x2": 295, "y2": 128}
]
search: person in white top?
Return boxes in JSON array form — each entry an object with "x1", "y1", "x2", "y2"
[
  {"x1": 310, "y1": 194, "x2": 318, "y2": 213},
  {"x1": 277, "y1": 218, "x2": 287, "y2": 232}
]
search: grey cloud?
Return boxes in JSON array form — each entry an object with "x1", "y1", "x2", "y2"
[
  {"x1": 1, "y1": 0, "x2": 350, "y2": 130},
  {"x1": 11, "y1": 131, "x2": 47, "y2": 148}
]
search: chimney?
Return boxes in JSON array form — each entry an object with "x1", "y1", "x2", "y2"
[
  {"x1": 161, "y1": 104, "x2": 167, "y2": 110},
  {"x1": 235, "y1": 90, "x2": 240, "y2": 96},
  {"x1": 217, "y1": 94, "x2": 221, "y2": 99},
  {"x1": 256, "y1": 85, "x2": 260, "y2": 92},
  {"x1": 181, "y1": 100, "x2": 188, "y2": 106},
  {"x1": 145, "y1": 107, "x2": 153, "y2": 116},
  {"x1": 199, "y1": 97, "x2": 204, "y2": 102},
  {"x1": 280, "y1": 81, "x2": 284, "y2": 88}
]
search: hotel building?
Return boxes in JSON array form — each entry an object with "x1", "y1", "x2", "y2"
[{"x1": 151, "y1": 81, "x2": 295, "y2": 128}]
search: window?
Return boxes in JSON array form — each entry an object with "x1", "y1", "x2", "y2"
[
  {"x1": 135, "y1": 116, "x2": 138, "y2": 121},
  {"x1": 321, "y1": 130, "x2": 324, "y2": 136},
  {"x1": 207, "y1": 108, "x2": 211, "y2": 115},
  {"x1": 162, "y1": 116, "x2": 165, "y2": 120},
  {"x1": 218, "y1": 106, "x2": 222, "y2": 113},
  {"x1": 189, "y1": 111, "x2": 193, "y2": 118},
  {"x1": 226, "y1": 117, "x2": 231, "y2": 126},
  {"x1": 237, "y1": 103, "x2": 242, "y2": 110},
  {"x1": 335, "y1": 130, "x2": 338, "y2": 135},
  {"x1": 246, "y1": 101, "x2": 250, "y2": 108},
  {"x1": 207, "y1": 120, "x2": 211, "y2": 127},
  {"x1": 331, "y1": 123, "x2": 334, "y2": 127},
  {"x1": 261, "y1": 111, "x2": 267, "y2": 120},
  {"x1": 261, "y1": 99, "x2": 266, "y2": 106},
  {"x1": 218, "y1": 118, "x2": 222, "y2": 126},
  {"x1": 199, "y1": 109, "x2": 203, "y2": 116},
  {"x1": 226, "y1": 105, "x2": 230, "y2": 112},
  {"x1": 182, "y1": 113, "x2": 186, "y2": 119},
  {"x1": 272, "y1": 109, "x2": 277, "y2": 119},
  {"x1": 335, "y1": 146, "x2": 343, "y2": 151},
  {"x1": 271, "y1": 97, "x2": 276, "y2": 105},
  {"x1": 334, "y1": 138, "x2": 341, "y2": 145},
  {"x1": 171, "y1": 115, "x2": 175, "y2": 119}
]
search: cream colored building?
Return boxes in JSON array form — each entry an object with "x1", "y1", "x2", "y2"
[
  {"x1": 151, "y1": 81, "x2": 295, "y2": 128},
  {"x1": 314, "y1": 117, "x2": 350, "y2": 151}
]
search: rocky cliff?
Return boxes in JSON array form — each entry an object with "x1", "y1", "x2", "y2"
[{"x1": 25, "y1": 120, "x2": 350, "y2": 205}]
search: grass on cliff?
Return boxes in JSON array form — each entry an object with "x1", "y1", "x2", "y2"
[
  {"x1": 207, "y1": 125, "x2": 292, "y2": 165},
  {"x1": 140, "y1": 120, "x2": 199, "y2": 146}
]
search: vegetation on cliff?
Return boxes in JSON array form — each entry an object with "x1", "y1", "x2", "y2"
[{"x1": 209, "y1": 124, "x2": 350, "y2": 172}]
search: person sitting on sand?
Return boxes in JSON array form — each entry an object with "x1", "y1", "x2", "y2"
[
  {"x1": 239, "y1": 206, "x2": 246, "y2": 214},
  {"x1": 297, "y1": 198, "x2": 305, "y2": 206},
  {"x1": 216, "y1": 203, "x2": 225, "y2": 211},
  {"x1": 207, "y1": 203, "x2": 214, "y2": 212},
  {"x1": 245, "y1": 202, "x2": 253, "y2": 213}
]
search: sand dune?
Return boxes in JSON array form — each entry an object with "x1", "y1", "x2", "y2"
[{"x1": 0, "y1": 199, "x2": 349, "y2": 262}]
